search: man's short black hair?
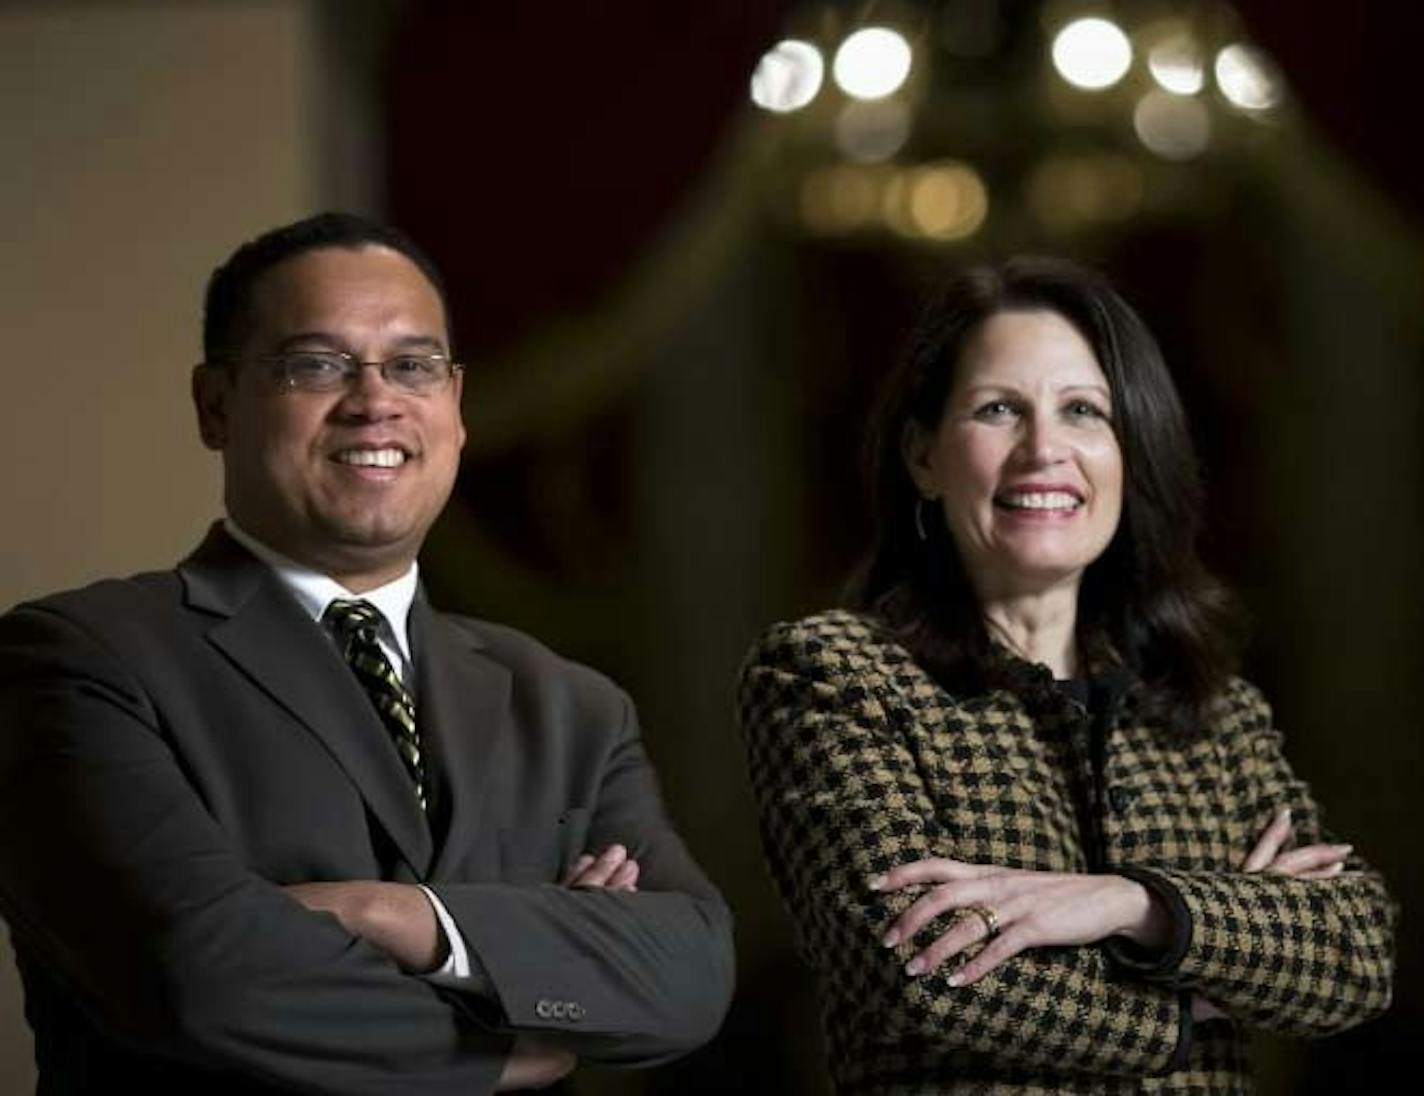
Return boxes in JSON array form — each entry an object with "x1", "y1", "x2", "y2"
[{"x1": 202, "y1": 211, "x2": 449, "y2": 363}]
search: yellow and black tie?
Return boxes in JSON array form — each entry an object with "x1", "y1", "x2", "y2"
[{"x1": 324, "y1": 598, "x2": 426, "y2": 811}]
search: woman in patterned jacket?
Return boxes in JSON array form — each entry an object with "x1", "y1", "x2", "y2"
[{"x1": 738, "y1": 258, "x2": 1395, "y2": 1093}]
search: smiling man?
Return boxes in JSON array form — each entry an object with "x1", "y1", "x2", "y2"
[{"x1": 0, "y1": 213, "x2": 733, "y2": 1094}]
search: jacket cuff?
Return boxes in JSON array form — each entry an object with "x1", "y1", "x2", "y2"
[
  {"x1": 1106, "y1": 865, "x2": 1192, "y2": 980},
  {"x1": 1167, "y1": 991, "x2": 1194, "y2": 1072}
]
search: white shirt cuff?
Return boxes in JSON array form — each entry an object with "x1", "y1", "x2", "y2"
[{"x1": 417, "y1": 884, "x2": 471, "y2": 982}]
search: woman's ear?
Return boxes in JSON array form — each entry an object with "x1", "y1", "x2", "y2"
[{"x1": 901, "y1": 419, "x2": 938, "y2": 499}]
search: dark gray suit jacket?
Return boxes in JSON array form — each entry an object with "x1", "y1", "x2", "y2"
[{"x1": 0, "y1": 526, "x2": 734, "y2": 1094}]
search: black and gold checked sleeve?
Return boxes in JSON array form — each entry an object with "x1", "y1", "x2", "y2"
[
  {"x1": 1112, "y1": 679, "x2": 1396, "y2": 1036},
  {"x1": 737, "y1": 614, "x2": 1188, "y2": 1086}
]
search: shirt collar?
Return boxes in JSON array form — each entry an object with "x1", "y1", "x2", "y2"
[{"x1": 223, "y1": 518, "x2": 419, "y2": 663}]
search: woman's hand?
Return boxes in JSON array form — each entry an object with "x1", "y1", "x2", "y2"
[
  {"x1": 875, "y1": 810, "x2": 1355, "y2": 990},
  {"x1": 1191, "y1": 806, "x2": 1352, "y2": 1022},
  {"x1": 1240, "y1": 807, "x2": 1351, "y2": 878},
  {"x1": 872, "y1": 859, "x2": 1166, "y2": 986}
]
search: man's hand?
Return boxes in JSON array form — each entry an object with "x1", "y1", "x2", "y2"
[
  {"x1": 283, "y1": 881, "x2": 447, "y2": 973},
  {"x1": 485, "y1": 846, "x2": 637, "y2": 1091},
  {"x1": 496, "y1": 1037, "x2": 576, "y2": 1091},
  {"x1": 563, "y1": 843, "x2": 640, "y2": 891}
]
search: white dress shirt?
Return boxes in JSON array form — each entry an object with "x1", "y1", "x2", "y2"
[{"x1": 223, "y1": 519, "x2": 471, "y2": 981}]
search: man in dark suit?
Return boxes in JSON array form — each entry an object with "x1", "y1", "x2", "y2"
[{"x1": 0, "y1": 213, "x2": 734, "y2": 1093}]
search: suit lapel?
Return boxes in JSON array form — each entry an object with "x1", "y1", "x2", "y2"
[
  {"x1": 178, "y1": 526, "x2": 434, "y2": 876},
  {"x1": 409, "y1": 598, "x2": 512, "y2": 878}
]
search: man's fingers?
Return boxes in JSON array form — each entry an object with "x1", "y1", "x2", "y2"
[
  {"x1": 497, "y1": 1037, "x2": 576, "y2": 1091},
  {"x1": 566, "y1": 845, "x2": 629, "y2": 889},
  {"x1": 1241, "y1": 807, "x2": 1292, "y2": 872},
  {"x1": 606, "y1": 859, "x2": 640, "y2": 892},
  {"x1": 561, "y1": 854, "x2": 595, "y2": 886}
]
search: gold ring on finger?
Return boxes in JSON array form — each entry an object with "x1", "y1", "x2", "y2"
[{"x1": 963, "y1": 904, "x2": 1000, "y2": 940}]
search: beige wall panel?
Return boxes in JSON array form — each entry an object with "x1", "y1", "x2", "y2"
[
  {"x1": 0, "y1": 3, "x2": 322, "y2": 1088},
  {"x1": 0, "y1": 1, "x2": 318, "y2": 610}
]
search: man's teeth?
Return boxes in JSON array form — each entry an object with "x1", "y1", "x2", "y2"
[
  {"x1": 336, "y1": 448, "x2": 405, "y2": 468},
  {"x1": 999, "y1": 491, "x2": 1080, "y2": 510}
]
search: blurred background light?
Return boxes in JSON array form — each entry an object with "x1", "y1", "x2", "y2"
[
  {"x1": 881, "y1": 161, "x2": 988, "y2": 241},
  {"x1": 1148, "y1": 32, "x2": 1206, "y2": 95},
  {"x1": 799, "y1": 164, "x2": 883, "y2": 233},
  {"x1": 750, "y1": 38, "x2": 824, "y2": 113},
  {"x1": 1027, "y1": 153, "x2": 1144, "y2": 231},
  {"x1": 1215, "y1": 43, "x2": 1283, "y2": 111},
  {"x1": 1051, "y1": 17, "x2": 1132, "y2": 90},
  {"x1": 1134, "y1": 90, "x2": 1211, "y2": 160},
  {"x1": 905, "y1": 162, "x2": 988, "y2": 239},
  {"x1": 834, "y1": 99, "x2": 912, "y2": 163},
  {"x1": 832, "y1": 26, "x2": 913, "y2": 101}
]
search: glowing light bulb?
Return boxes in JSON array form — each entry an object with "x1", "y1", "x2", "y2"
[
  {"x1": 750, "y1": 39, "x2": 825, "y2": 113},
  {"x1": 832, "y1": 27, "x2": 913, "y2": 101},
  {"x1": 1215, "y1": 43, "x2": 1282, "y2": 112},
  {"x1": 1148, "y1": 33, "x2": 1205, "y2": 95},
  {"x1": 834, "y1": 100, "x2": 911, "y2": 163},
  {"x1": 1134, "y1": 90, "x2": 1211, "y2": 159},
  {"x1": 881, "y1": 161, "x2": 988, "y2": 241},
  {"x1": 1051, "y1": 17, "x2": 1132, "y2": 91},
  {"x1": 907, "y1": 163, "x2": 988, "y2": 240}
]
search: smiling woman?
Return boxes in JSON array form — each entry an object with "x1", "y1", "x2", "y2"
[
  {"x1": 902, "y1": 309, "x2": 1123, "y2": 640},
  {"x1": 737, "y1": 258, "x2": 1396, "y2": 1093}
]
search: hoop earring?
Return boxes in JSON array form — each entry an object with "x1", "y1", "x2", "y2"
[{"x1": 914, "y1": 498, "x2": 934, "y2": 542}]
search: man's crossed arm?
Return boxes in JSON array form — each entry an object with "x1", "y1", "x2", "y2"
[{"x1": 283, "y1": 844, "x2": 643, "y2": 1091}]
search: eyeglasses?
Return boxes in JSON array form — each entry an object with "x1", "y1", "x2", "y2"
[{"x1": 218, "y1": 351, "x2": 464, "y2": 394}]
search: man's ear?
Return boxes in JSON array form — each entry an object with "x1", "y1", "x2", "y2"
[
  {"x1": 900, "y1": 419, "x2": 938, "y2": 499},
  {"x1": 451, "y1": 367, "x2": 468, "y2": 451},
  {"x1": 192, "y1": 364, "x2": 230, "y2": 451}
]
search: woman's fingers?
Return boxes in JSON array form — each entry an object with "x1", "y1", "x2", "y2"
[
  {"x1": 1241, "y1": 806, "x2": 1292, "y2": 871},
  {"x1": 944, "y1": 928, "x2": 1025, "y2": 986},
  {"x1": 1267, "y1": 843, "x2": 1351, "y2": 877},
  {"x1": 881, "y1": 882, "x2": 977, "y2": 947},
  {"x1": 870, "y1": 857, "x2": 994, "y2": 892},
  {"x1": 1240, "y1": 808, "x2": 1354, "y2": 880},
  {"x1": 901, "y1": 908, "x2": 996, "y2": 975}
]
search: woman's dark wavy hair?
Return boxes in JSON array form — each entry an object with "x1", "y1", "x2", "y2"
[{"x1": 851, "y1": 256, "x2": 1237, "y2": 726}]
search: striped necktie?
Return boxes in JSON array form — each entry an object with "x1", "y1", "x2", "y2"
[{"x1": 323, "y1": 598, "x2": 427, "y2": 811}]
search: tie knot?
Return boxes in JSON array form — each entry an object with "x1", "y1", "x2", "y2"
[{"x1": 324, "y1": 598, "x2": 383, "y2": 643}]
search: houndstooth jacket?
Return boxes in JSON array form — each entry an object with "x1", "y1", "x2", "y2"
[{"x1": 737, "y1": 610, "x2": 1395, "y2": 1094}]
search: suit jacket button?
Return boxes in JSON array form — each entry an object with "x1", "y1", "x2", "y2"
[
  {"x1": 535, "y1": 999, "x2": 553, "y2": 1019},
  {"x1": 1108, "y1": 785, "x2": 1133, "y2": 814},
  {"x1": 551, "y1": 1001, "x2": 568, "y2": 1020},
  {"x1": 568, "y1": 1002, "x2": 585, "y2": 1022}
]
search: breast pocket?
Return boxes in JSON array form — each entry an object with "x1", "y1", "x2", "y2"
[{"x1": 497, "y1": 808, "x2": 592, "y2": 883}]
